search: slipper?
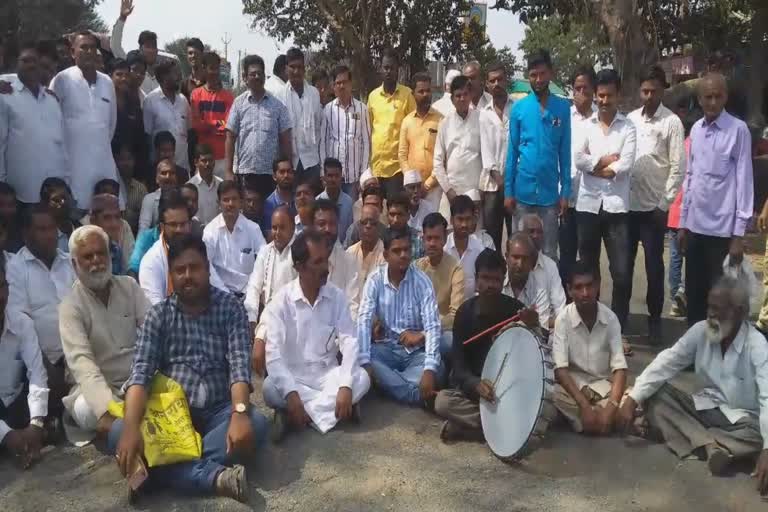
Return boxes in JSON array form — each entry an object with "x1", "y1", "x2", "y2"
[{"x1": 622, "y1": 339, "x2": 634, "y2": 357}]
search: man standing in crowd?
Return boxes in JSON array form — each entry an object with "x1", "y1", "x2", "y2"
[
  {"x1": 190, "y1": 52, "x2": 234, "y2": 180},
  {"x1": 399, "y1": 72, "x2": 443, "y2": 212},
  {"x1": 263, "y1": 229, "x2": 370, "y2": 438},
  {"x1": 357, "y1": 228, "x2": 443, "y2": 406},
  {"x1": 627, "y1": 65, "x2": 685, "y2": 340},
  {"x1": 181, "y1": 38, "x2": 205, "y2": 100},
  {"x1": 479, "y1": 61, "x2": 513, "y2": 251},
  {"x1": 311, "y1": 69, "x2": 335, "y2": 107},
  {"x1": 320, "y1": 64, "x2": 371, "y2": 200},
  {"x1": 431, "y1": 69, "x2": 461, "y2": 117},
  {"x1": 203, "y1": 181, "x2": 266, "y2": 297},
  {"x1": 277, "y1": 48, "x2": 323, "y2": 193},
  {"x1": 143, "y1": 61, "x2": 191, "y2": 172},
  {"x1": 265, "y1": 54, "x2": 287, "y2": 98},
  {"x1": 416, "y1": 213, "x2": 465, "y2": 357},
  {"x1": 51, "y1": 32, "x2": 120, "y2": 213},
  {"x1": 59, "y1": 226, "x2": 149, "y2": 443},
  {"x1": 110, "y1": 0, "x2": 179, "y2": 96},
  {"x1": 114, "y1": 234, "x2": 268, "y2": 503},
  {"x1": 505, "y1": 50, "x2": 571, "y2": 261},
  {"x1": 0, "y1": 42, "x2": 67, "y2": 207},
  {"x1": 679, "y1": 73, "x2": 753, "y2": 326},
  {"x1": 368, "y1": 49, "x2": 415, "y2": 198},
  {"x1": 225, "y1": 54, "x2": 293, "y2": 195},
  {"x1": 462, "y1": 61, "x2": 493, "y2": 111},
  {"x1": 561, "y1": 66, "x2": 597, "y2": 289},
  {"x1": 574, "y1": 69, "x2": 636, "y2": 352},
  {"x1": 8, "y1": 206, "x2": 76, "y2": 424},
  {"x1": 433, "y1": 76, "x2": 483, "y2": 216}
]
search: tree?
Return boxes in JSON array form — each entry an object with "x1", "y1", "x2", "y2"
[
  {"x1": 519, "y1": 16, "x2": 612, "y2": 87},
  {"x1": 461, "y1": 20, "x2": 518, "y2": 75},
  {"x1": 241, "y1": 0, "x2": 471, "y2": 96},
  {"x1": 163, "y1": 37, "x2": 213, "y2": 78}
]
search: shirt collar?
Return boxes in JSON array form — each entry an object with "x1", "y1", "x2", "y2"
[
  {"x1": 730, "y1": 322, "x2": 749, "y2": 354},
  {"x1": 246, "y1": 89, "x2": 270, "y2": 103},
  {"x1": 378, "y1": 84, "x2": 404, "y2": 98},
  {"x1": 382, "y1": 263, "x2": 413, "y2": 287},
  {"x1": 20, "y1": 246, "x2": 68, "y2": 265},
  {"x1": 571, "y1": 103, "x2": 597, "y2": 120},
  {"x1": 589, "y1": 110, "x2": 628, "y2": 128},
  {"x1": 703, "y1": 110, "x2": 732, "y2": 130},
  {"x1": 567, "y1": 302, "x2": 610, "y2": 327},
  {"x1": 287, "y1": 277, "x2": 333, "y2": 305}
]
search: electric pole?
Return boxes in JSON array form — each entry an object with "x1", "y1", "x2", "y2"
[{"x1": 221, "y1": 32, "x2": 232, "y2": 61}]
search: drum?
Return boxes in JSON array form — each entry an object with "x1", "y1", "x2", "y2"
[{"x1": 480, "y1": 325, "x2": 556, "y2": 462}]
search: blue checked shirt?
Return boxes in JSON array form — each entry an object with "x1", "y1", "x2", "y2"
[
  {"x1": 125, "y1": 286, "x2": 252, "y2": 409},
  {"x1": 357, "y1": 263, "x2": 441, "y2": 371},
  {"x1": 226, "y1": 90, "x2": 292, "y2": 175}
]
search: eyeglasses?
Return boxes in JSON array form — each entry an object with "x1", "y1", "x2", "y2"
[{"x1": 360, "y1": 219, "x2": 378, "y2": 226}]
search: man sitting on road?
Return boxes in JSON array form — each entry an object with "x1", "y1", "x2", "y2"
[
  {"x1": 435, "y1": 248, "x2": 525, "y2": 443},
  {"x1": 552, "y1": 260, "x2": 628, "y2": 435},
  {"x1": 59, "y1": 226, "x2": 149, "y2": 445},
  {"x1": 385, "y1": 192, "x2": 424, "y2": 260},
  {"x1": 618, "y1": 276, "x2": 768, "y2": 491},
  {"x1": 502, "y1": 233, "x2": 551, "y2": 329},
  {"x1": 357, "y1": 227, "x2": 443, "y2": 407},
  {"x1": 113, "y1": 234, "x2": 269, "y2": 503},
  {"x1": 518, "y1": 213, "x2": 566, "y2": 323},
  {"x1": 347, "y1": 203, "x2": 386, "y2": 321},
  {"x1": 262, "y1": 229, "x2": 370, "y2": 440}
]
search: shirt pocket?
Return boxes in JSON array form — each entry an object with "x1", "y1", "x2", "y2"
[
  {"x1": 706, "y1": 152, "x2": 733, "y2": 180},
  {"x1": 424, "y1": 128, "x2": 438, "y2": 153},
  {"x1": 304, "y1": 324, "x2": 335, "y2": 362}
]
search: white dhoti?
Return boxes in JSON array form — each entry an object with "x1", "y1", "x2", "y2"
[{"x1": 263, "y1": 365, "x2": 370, "y2": 434}]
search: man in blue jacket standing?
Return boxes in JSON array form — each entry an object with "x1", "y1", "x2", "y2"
[{"x1": 504, "y1": 50, "x2": 571, "y2": 261}]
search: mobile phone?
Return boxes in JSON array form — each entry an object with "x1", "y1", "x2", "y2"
[{"x1": 127, "y1": 457, "x2": 148, "y2": 491}]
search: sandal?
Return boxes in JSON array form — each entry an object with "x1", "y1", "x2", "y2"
[{"x1": 622, "y1": 338, "x2": 634, "y2": 357}]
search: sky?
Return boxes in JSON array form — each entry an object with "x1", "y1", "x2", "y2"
[{"x1": 96, "y1": 0, "x2": 527, "y2": 72}]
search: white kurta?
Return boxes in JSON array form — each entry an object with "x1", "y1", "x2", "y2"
[
  {"x1": 244, "y1": 239, "x2": 297, "y2": 336},
  {"x1": 433, "y1": 109, "x2": 483, "y2": 201},
  {"x1": 263, "y1": 279, "x2": 370, "y2": 433},
  {"x1": 50, "y1": 67, "x2": 120, "y2": 210},
  {"x1": 202, "y1": 213, "x2": 266, "y2": 294},
  {"x1": 143, "y1": 88, "x2": 192, "y2": 171}
]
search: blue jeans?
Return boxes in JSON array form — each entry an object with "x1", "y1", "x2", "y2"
[
  {"x1": 107, "y1": 401, "x2": 269, "y2": 495},
  {"x1": 371, "y1": 341, "x2": 444, "y2": 406},
  {"x1": 668, "y1": 229, "x2": 684, "y2": 298},
  {"x1": 440, "y1": 331, "x2": 453, "y2": 358},
  {"x1": 515, "y1": 203, "x2": 560, "y2": 262}
]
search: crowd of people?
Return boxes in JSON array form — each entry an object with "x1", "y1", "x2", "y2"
[{"x1": 1, "y1": 0, "x2": 768, "y2": 504}]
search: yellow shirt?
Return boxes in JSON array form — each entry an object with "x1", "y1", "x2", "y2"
[
  {"x1": 368, "y1": 84, "x2": 416, "y2": 179},
  {"x1": 415, "y1": 253, "x2": 465, "y2": 331},
  {"x1": 398, "y1": 108, "x2": 443, "y2": 190}
]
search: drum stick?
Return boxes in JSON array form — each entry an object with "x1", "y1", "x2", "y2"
[
  {"x1": 492, "y1": 353, "x2": 509, "y2": 388},
  {"x1": 462, "y1": 314, "x2": 521, "y2": 346}
]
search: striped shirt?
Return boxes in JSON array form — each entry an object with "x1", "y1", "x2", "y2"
[
  {"x1": 320, "y1": 97, "x2": 371, "y2": 184},
  {"x1": 124, "y1": 178, "x2": 147, "y2": 234},
  {"x1": 357, "y1": 263, "x2": 441, "y2": 372},
  {"x1": 226, "y1": 90, "x2": 292, "y2": 175}
]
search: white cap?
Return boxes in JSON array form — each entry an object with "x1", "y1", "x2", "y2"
[
  {"x1": 444, "y1": 69, "x2": 461, "y2": 88},
  {"x1": 403, "y1": 169, "x2": 422, "y2": 186},
  {"x1": 359, "y1": 168, "x2": 376, "y2": 188}
]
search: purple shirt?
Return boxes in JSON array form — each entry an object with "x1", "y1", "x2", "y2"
[{"x1": 680, "y1": 111, "x2": 753, "y2": 237}]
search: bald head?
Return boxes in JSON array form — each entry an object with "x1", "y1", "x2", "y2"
[
  {"x1": 506, "y1": 232, "x2": 536, "y2": 283},
  {"x1": 462, "y1": 60, "x2": 483, "y2": 102},
  {"x1": 698, "y1": 73, "x2": 728, "y2": 122},
  {"x1": 519, "y1": 214, "x2": 544, "y2": 252}
]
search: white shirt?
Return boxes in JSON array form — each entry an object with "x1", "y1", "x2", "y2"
[
  {"x1": 319, "y1": 97, "x2": 371, "y2": 184},
  {"x1": 202, "y1": 213, "x2": 266, "y2": 294},
  {"x1": 138, "y1": 236, "x2": 228, "y2": 305},
  {"x1": 502, "y1": 270, "x2": 552, "y2": 327},
  {"x1": 479, "y1": 99, "x2": 512, "y2": 192},
  {"x1": 0, "y1": 314, "x2": 49, "y2": 444},
  {"x1": 444, "y1": 233, "x2": 486, "y2": 299},
  {"x1": 0, "y1": 78, "x2": 68, "y2": 203},
  {"x1": 570, "y1": 104, "x2": 598, "y2": 206},
  {"x1": 329, "y1": 241, "x2": 358, "y2": 304},
  {"x1": 431, "y1": 94, "x2": 454, "y2": 117},
  {"x1": 188, "y1": 173, "x2": 223, "y2": 226},
  {"x1": 244, "y1": 239, "x2": 297, "y2": 324},
  {"x1": 575, "y1": 112, "x2": 637, "y2": 214},
  {"x1": 433, "y1": 109, "x2": 483, "y2": 200},
  {"x1": 627, "y1": 104, "x2": 686, "y2": 212},
  {"x1": 631, "y1": 322, "x2": 768, "y2": 446},
  {"x1": 408, "y1": 201, "x2": 437, "y2": 233},
  {"x1": 533, "y1": 252, "x2": 566, "y2": 322},
  {"x1": 265, "y1": 75, "x2": 286, "y2": 100},
  {"x1": 143, "y1": 87, "x2": 191, "y2": 171},
  {"x1": 50, "y1": 66, "x2": 119, "y2": 210},
  {"x1": 264, "y1": 279, "x2": 359, "y2": 396},
  {"x1": 277, "y1": 80, "x2": 323, "y2": 169},
  {"x1": 472, "y1": 92, "x2": 494, "y2": 111},
  {"x1": 552, "y1": 302, "x2": 628, "y2": 393},
  {"x1": 138, "y1": 189, "x2": 161, "y2": 233},
  {"x1": 7, "y1": 247, "x2": 75, "y2": 363}
]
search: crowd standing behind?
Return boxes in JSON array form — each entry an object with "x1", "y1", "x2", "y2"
[{"x1": 1, "y1": 0, "x2": 767, "y2": 503}]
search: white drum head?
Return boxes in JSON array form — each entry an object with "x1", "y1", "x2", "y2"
[{"x1": 480, "y1": 326, "x2": 545, "y2": 460}]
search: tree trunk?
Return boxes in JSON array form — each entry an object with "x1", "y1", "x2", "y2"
[
  {"x1": 748, "y1": 4, "x2": 768, "y2": 123},
  {"x1": 596, "y1": 0, "x2": 659, "y2": 110}
]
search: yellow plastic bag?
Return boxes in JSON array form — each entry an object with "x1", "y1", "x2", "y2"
[{"x1": 108, "y1": 374, "x2": 202, "y2": 468}]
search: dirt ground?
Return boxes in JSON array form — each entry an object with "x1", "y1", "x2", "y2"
[{"x1": 1, "y1": 236, "x2": 768, "y2": 512}]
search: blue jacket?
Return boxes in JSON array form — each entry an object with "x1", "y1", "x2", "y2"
[{"x1": 504, "y1": 93, "x2": 571, "y2": 206}]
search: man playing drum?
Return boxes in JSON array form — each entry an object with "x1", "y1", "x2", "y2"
[
  {"x1": 434, "y1": 248, "x2": 527, "y2": 443},
  {"x1": 552, "y1": 261, "x2": 628, "y2": 435},
  {"x1": 618, "y1": 276, "x2": 768, "y2": 490}
]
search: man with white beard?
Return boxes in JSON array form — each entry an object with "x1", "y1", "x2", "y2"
[
  {"x1": 618, "y1": 276, "x2": 768, "y2": 490},
  {"x1": 59, "y1": 225, "x2": 150, "y2": 444}
]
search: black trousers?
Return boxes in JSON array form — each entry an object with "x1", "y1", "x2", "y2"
[
  {"x1": 558, "y1": 207, "x2": 579, "y2": 292},
  {"x1": 685, "y1": 233, "x2": 730, "y2": 326},
  {"x1": 379, "y1": 173, "x2": 404, "y2": 200},
  {"x1": 0, "y1": 390, "x2": 30, "y2": 431},
  {"x1": 237, "y1": 173, "x2": 276, "y2": 199},
  {"x1": 577, "y1": 209, "x2": 631, "y2": 331},
  {"x1": 482, "y1": 190, "x2": 513, "y2": 252},
  {"x1": 628, "y1": 210, "x2": 666, "y2": 320}
]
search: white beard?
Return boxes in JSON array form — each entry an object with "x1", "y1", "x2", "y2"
[
  {"x1": 705, "y1": 318, "x2": 734, "y2": 344},
  {"x1": 75, "y1": 259, "x2": 113, "y2": 290}
]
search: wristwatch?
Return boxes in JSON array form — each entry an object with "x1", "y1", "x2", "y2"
[
  {"x1": 29, "y1": 417, "x2": 45, "y2": 429},
  {"x1": 232, "y1": 402, "x2": 248, "y2": 415}
]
